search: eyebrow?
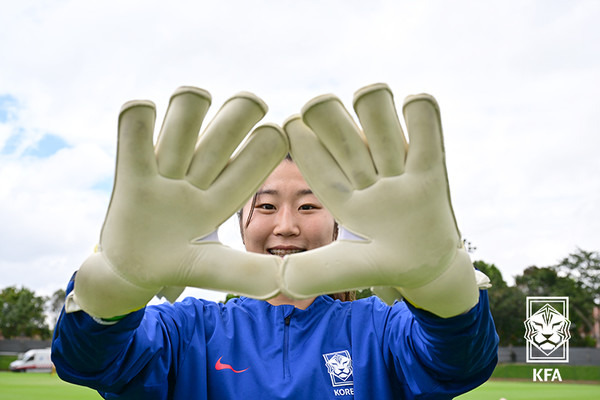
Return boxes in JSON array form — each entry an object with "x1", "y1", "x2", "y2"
[{"x1": 256, "y1": 189, "x2": 314, "y2": 196}]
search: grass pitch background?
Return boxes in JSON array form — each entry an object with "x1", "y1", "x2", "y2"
[
  {"x1": 0, "y1": 372, "x2": 101, "y2": 399},
  {"x1": 455, "y1": 380, "x2": 600, "y2": 400},
  {"x1": 1, "y1": 371, "x2": 599, "y2": 400},
  {"x1": 0, "y1": 359, "x2": 599, "y2": 399}
]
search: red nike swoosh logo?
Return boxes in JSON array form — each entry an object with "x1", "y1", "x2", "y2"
[{"x1": 215, "y1": 357, "x2": 249, "y2": 373}]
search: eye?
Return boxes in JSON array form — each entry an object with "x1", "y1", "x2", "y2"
[
  {"x1": 299, "y1": 204, "x2": 319, "y2": 211},
  {"x1": 256, "y1": 203, "x2": 276, "y2": 211}
]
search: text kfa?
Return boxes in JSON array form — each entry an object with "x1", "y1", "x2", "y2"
[{"x1": 533, "y1": 368, "x2": 562, "y2": 382}]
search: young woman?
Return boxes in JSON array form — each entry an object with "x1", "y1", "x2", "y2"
[
  {"x1": 51, "y1": 85, "x2": 498, "y2": 399},
  {"x1": 238, "y1": 154, "x2": 354, "y2": 305}
]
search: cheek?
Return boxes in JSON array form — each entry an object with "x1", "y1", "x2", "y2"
[
  {"x1": 307, "y1": 217, "x2": 336, "y2": 246},
  {"x1": 243, "y1": 216, "x2": 271, "y2": 252}
]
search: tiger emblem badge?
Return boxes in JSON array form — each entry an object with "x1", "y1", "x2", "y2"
[
  {"x1": 524, "y1": 297, "x2": 570, "y2": 363},
  {"x1": 323, "y1": 350, "x2": 354, "y2": 387}
]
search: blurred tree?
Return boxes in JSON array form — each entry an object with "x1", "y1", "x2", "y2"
[
  {"x1": 474, "y1": 260, "x2": 506, "y2": 289},
  {"x1": 222, "y1": 293, "x2": 240, "y2": 303},
  {"x1": 474, "y1": 260, "x2": 526, "y2": 346},
  {"x1": 47, "y1": 288, "x2": 66, "y2": 330},
  {"x1": 552, "y1": 248, "x2": 599, "y2": 305},
  {"x1": 355, "y1": 288, "x2": 374, "y2": 300},
  {"x1": 0, "y1": 286, "x2": 50, "y2": 339},
  {"x1": 462, "y1": 239, "x2": 477, "y2": 254}
]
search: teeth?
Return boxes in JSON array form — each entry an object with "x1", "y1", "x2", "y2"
[{"x1": 269, "y1": 249, "x2": 304, "y2": 257}]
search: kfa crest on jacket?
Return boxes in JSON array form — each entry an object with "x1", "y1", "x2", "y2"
[{"x1": 323, "y1": 350, "x2": 354, "y2": 396}]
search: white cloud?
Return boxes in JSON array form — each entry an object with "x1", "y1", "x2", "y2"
[{"x1": 0, "y1": 0, "x2": 599, "y2": 296}]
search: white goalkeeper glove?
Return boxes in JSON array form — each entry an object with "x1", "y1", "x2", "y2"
[
  {"x1": 70, "y1": 87, "x2": 287, "y2": 318},
  {"x1": 282, "y1": 83, "x2": 479, "y2": 318}
]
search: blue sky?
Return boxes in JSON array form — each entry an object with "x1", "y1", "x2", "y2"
[
  {"x1": 3, "y1": 132, "x2": 69, "y2": 157},
  {"x1": 1, "y1": 0, "x2": 599, "y2": 302},
  {"x1": 1, "y1": 93, "x2": 69, "y2": 157},
  {"x1": 0, "y1": 95, "x2": 18, "y2": 124}
]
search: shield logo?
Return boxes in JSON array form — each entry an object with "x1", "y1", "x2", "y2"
[
  {"x1": 524, "y1": 297, "x2": 570, "y2": 363},
  {"x1": 323, "y1": 350, "x2": 354, "y2": 387}
]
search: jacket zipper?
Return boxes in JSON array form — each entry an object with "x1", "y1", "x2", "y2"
[{"x1": 283, "y1": 314, "x2": 291, "y2": 379}]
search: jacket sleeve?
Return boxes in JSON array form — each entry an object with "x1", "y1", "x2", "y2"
[
  {"x1": 51, "y1": 273, "x2": 205, "y2": 399},
  {"x1": 380, "y1": 289, "x2": 499, "y2": 399}
]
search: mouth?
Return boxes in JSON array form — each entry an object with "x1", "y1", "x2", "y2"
[{"x1": 268, "y1": 248, "x2": 305, "y2": 257}]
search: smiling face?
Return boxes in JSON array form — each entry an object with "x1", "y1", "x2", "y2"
[{"x1": 241, "y1": 159, "x2": 336, "y2": 258}]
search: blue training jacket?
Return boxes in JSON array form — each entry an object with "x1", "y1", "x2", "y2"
[{"x1": 52, "y1": 277, "x2": 498, "y2": 399}]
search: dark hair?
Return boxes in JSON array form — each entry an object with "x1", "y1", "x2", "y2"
[{"x1": 238, "y1": 156, "x2": 355, "y2": 302}]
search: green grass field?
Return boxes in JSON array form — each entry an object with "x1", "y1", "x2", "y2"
[
  {"x1": 0, "y1": 355, "x2": 17, "y2": 371},
  {"x1": 0, "y1": 372, "x2": 101, "y2": 399},
  {"x1": 490, "y1": 363, "x2": 600, "y2": 381},
  {"x1": 456, "y1": 380, "x2": 600, "y2": 400},
  {"x1": 1, "y1": 371, "x2": 599, "y2": 400}
]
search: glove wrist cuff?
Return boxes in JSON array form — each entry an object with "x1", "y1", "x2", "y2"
[
  {"x1": 396, "y1": 249, "x2": 479, "y2": 318},
  {"x1": 74, "y1": 252, "x2": 157, "y2": 318}
]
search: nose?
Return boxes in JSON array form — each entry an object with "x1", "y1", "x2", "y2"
[{"x1": 273, "y1": 206, "x2": 300, "y2": 236}]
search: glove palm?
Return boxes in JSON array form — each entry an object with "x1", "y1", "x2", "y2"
[
  {"x1": 283, "y1": 83, "x2": 478, "y2": 317},
  {"x1": 72, "y1": 87, "x2": 287, "y2": 318}
]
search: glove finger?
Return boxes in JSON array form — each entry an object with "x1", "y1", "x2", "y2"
[
  {"x1": 281, "y1": 241, "x2": 384, "y2": 299},
  {"x1": 187, "y1": 92, "x2": 268, "y2": 189},
  {"x1": 155, "y1": 87, "x2": 211, "y2": 179},
  {"x1": 116, "y1": 100, "x2": 158, "y2": 180},
  {"x1": 284, "y1": 115, "x2": 353, "y2": 210},
  {"x1": 182, "y1": 243, "x2": 281, "y2": 299},
  {"x1": 402, "y1": 94, "x2": 446, "y2": 175},
  {"x1": 207, "y1": 123, "x2": 288, "y2": 214},
  {"x1": 353, "y1": 83, "x2": 406, "y2": 177},
  {"x1": 301, "y1": 95, "x2": 377, "y2": 190},
  {"x1": 403, "y1": 94, "x2": 461, "y2": 242}
]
